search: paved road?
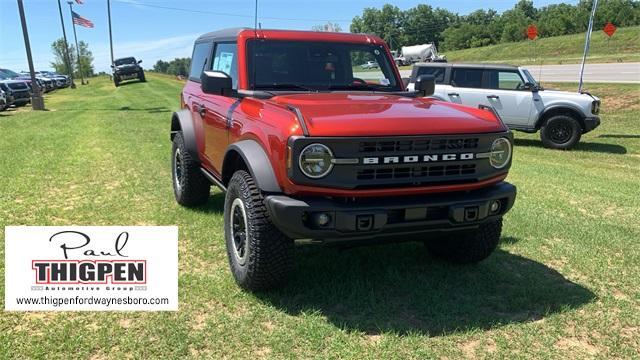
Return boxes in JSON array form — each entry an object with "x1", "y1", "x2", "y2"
[{"x1": 396, "y1": 62, "x2": 640, "y2": 83}]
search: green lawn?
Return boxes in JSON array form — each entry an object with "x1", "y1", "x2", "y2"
[
  {"x1": 1, "y1": 74, "x2": 639, "y2": 359},
  {"x1": 441, "y1": 25, "x2": 640, "y2": 65}
]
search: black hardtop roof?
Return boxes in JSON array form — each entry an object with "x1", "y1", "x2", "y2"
[
  {"x1": 196, "y1": 27, "x2": 250, "y2": 42},
  {"x1": 413, "y1": 62, "x2": 520, "y2": 70},
  {"x1": 114, "y1": 56, "x2": 137, "y2": 61}
]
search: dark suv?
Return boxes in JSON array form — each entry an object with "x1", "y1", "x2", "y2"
[{"x1": 112, "y1": 57, "x2": 145, "y2": 87}]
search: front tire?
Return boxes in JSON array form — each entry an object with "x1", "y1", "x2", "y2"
[
  {"x1": 225, "y1": 170, "x2": 293, "y2": 291},
  {"x1": 114, "y1": 75, "x2": 120, "y2": 87},
  {"x1": 139, "y1": 72, "x2": 146, "y2": 82},
  {"x1": 540, "y1": 115, "x2": 582, "y2": 149},
  {"x1": 424, "y1": 219, "x2": 502, "y2": 264},
  {"x1": 171, "y1": 132, "x2": 210, "y2": 206}
]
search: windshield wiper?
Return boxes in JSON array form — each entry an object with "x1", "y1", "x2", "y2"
[
  {"x1": 328, "y1": 83, "x2": 387, "y2": 91},
  {"x1": 254, "y1": 83, "x2": 318, "y2": 92}
]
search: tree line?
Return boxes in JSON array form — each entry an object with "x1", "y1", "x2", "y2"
[
  {"x1": 152, "y1": 58, "x2": 191, "y2": 76},
  {"x1": 350, "y1": 0, "x2": 640, "y2": 51},
  {"x1": 50, "y1": 38, "x2": 95, "y2": 77}
]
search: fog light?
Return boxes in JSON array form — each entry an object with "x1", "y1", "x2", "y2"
[
  {"x1": 490, "y1": 200, "x2": 501, "y2": 213},
  {"x1": 314, "y1": 213, "x2": 331, "y2": 227}
]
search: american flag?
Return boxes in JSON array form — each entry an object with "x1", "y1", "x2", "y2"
[{"x1": 72, "y1": 11, "x2": 94, "y2": 28}]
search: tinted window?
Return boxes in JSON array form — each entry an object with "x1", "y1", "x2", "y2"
[
  {"x1": 451, "y1": 68, "x2": 483, "y2": 88},
  {"x1": 189, "y1": 42, "x2": 212, "y2": 81},
  {"x1": 114, "y1": 57, "x2": 136, "y2": 66},
  {"x1": 211, "y1": 43, "x2": 238, "y2": 89},
  {"x1": 416, "y1": 66, "x2": 445, "y2": 83},
  {"x1": 247, "y1": 40, "x2": 399, "y2": 91},
  {"x1": 486, "y1": 70, "x2": 525, "y2": 90}
]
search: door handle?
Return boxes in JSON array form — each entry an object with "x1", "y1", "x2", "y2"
[
  {"x1": 194, "y1": 102, "x2": 206, "y2": 117},
  {"x1": 487, "y1": 95, "x2": 500, "y2": 99},
  {"x1": 447, "y1": 92, "x2": 459, "y2": 97}
]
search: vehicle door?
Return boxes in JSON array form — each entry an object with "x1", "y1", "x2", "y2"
[
  {"x1": 200, "y1": 42, "x2": 240, "y2": 175},
  {"x1": 446, "y1": 67, "x2": 487, "y2": 106},
  {"x1": 183, "y1": 40, "x2": 214, "y2": 170},
  {"x1": 482, "y1": 69, "x2": 534, "y2": 127}
]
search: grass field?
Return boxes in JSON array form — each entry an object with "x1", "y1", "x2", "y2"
[
  {"x1": 441, "y1": 25, "x2": 640, "y2": 66},
  {"x1": 1, "y1": 74, "x2": 639, "y2": 359}
]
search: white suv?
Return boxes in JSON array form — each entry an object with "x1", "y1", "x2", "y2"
[{"x1": 407, "y1": 63, "x2": 601, "y2": 149}]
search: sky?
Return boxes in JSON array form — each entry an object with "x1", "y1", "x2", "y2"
[{"x1": 0, "y1": 0, "x2": 572, "y2": 73}]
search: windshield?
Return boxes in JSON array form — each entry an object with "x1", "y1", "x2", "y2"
[
  {"x1": 247, "y1": 40, "x2": 400, "y2": 91},
  {"x1": 522, "y1": 69, "x2": 539, "y2": 87},
  {"x1": 115, "y1": 57, "x2": 136, "y2": 66},
  {"x1": 0, "y1": 69, "x2": 21, "y2": 78}
]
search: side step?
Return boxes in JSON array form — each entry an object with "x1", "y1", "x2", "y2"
[{"x1": 200, "y1": 167, "x2": 227, "y2": 192}]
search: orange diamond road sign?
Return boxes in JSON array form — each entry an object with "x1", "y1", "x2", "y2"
[
  {"x1": 603, "y1": 22, "x2": 617, "y2": 37},
  {"x1": 527, "y1": 25, "x2": 538, "y2": 40}
]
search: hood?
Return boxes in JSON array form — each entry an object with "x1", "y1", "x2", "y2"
[
  {"x1": 541, "y1": 89, "x2": 599, "y2": 102},
  {"x1": 270, "y1": 93, "x2": 505, "y2": 137}
]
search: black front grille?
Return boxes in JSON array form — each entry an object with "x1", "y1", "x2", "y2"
[
  {"x1": 289, "y1": 134, "x2": 510, "y2": 190},
  {"x1": 359, "y1": 138, "x2": 479, "y2": 152},
  {"x1": 357, "y1": 164, "x2": 476, "y2": 180}
]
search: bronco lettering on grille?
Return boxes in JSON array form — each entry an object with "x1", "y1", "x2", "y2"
[{"x1": 362, "y1": 153, "x2": 476, "y2": 165}]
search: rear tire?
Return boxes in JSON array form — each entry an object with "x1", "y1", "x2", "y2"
[
  {"x1": 540, "y1": 114, "x2": 582, "y2": 149},
  {"x1": 224, "y1": 170, "x2": 293, "y2": 291},
  {"x1": 424, "y1": 219, "x2": 502, "y2": 264},
  {"x1": 171, "y1": 132, "x2": 210, "y2": 207}
]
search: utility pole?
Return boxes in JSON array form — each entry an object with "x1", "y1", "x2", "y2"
[
  {"x1": 107, "y1": 0, "x2": 114, "y2": 67},
  {"x1": 578, "y1": 0, "x2": 598, "y2": 93},
  {"x1": 68, "y1": 1, "x2": 85, "y2": 85},
  {"x1": 17, "y1": 0, "x2": 44, "y2": 110},
  {"x1": 57, "y1": 0, "x2": 75, "y2": 88}
]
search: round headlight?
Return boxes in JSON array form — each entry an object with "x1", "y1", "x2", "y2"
[
  {"x1": 490, "y1": 138, "x2": 512, "y2": 169},
  {"x1": 299, "y1": 143, "x2": 334, "y2": 178}
]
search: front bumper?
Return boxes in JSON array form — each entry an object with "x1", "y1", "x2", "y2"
[
  {"x1": 265, "y1": 182, "x2": 516, "y2": 242},
  {"x1": 583, "y1": 116, "x2": 601, "y2": 133}
]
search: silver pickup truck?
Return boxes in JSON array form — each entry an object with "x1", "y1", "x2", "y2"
[{"x1": 407, "y1": 63, "x2": 601, "y2": 149}]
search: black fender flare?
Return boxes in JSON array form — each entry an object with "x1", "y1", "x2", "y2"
[
  {"x1": 170, "y1": 109, "x2": 201, "y2": 162},
  {"x1": 223, "y1": 140, "x2": 282, "y2": 193},
  {"x1": 535, "y1": 105, "x2": 586, "y2": 130}
]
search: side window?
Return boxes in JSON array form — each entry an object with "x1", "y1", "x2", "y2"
[
  {"x1": 212, "y1": 43, "x2": 238, "y2": 89},
  {"x1": 416, "y1": 67, "x2": 445, "y2": 84},
  {"x1": 497, "y1": 71, "x2": 525, "y2": 90},
  {"x1": 451, "y1": 68, "x2": 483, "y2": 88},
  {"x1": 189, "y1": 42, "x2": 212, "y2": 82}
]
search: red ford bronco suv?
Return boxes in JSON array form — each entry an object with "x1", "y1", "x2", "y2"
[{"x1": 171, "y1": 28, "x2": 517, "y2": 291}]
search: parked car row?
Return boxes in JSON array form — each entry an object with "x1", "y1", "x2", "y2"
[{"x1": 0, "y1": 67, "x2": 72, "y2": 110}]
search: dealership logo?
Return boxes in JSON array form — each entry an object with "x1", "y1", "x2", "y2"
[
  {"x1": 31, "y1": 231, "x2": 146, "y2": 284},
  {"x1": 362, "y1": 153, "x2": 476, "y2": 165},
  {"x1": 5, "y1": 226, "x2": 178, "y2": 311}
]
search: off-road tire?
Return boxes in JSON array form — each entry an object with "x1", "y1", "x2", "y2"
[
  {"x1": 540, "y1": 114, "x2": 582, "y2": 149},
  {"x1": 425, "y1": 219, "x2": 502, "y2": 264},
  {"x1": 171, "y1": 132, "x2": 210, "y2": 206},
  {"x1": 224, "y1": 170, "x2": 293, "y2": 291},
  {"x1": 114, "y1": 75, "x2": 120, "y2": 87},
  {"x1": 139, "y1": 72, "x2": 146, "y2": 82}
]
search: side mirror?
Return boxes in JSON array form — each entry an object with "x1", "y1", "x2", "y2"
[
  {"x1": 414, "y1": 74, "x2": 435, "y2": 96},
  {"x1": 138, "y1": 60, "x2": 142, "y2": 64},
  {"x1": 524, "y1": 82, "x2": 538, "y2": 92},
  {"x1": 201, "y1": 70, "x2": 233, "y2": 96}
]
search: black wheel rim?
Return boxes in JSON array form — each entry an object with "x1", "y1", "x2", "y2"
[
  {"x1": 173, "y1": 148, "x2": 183, "y2": 191},
  {"x1": 549, "y1": 122, "x2": 572, "y2": 144},
  {"x1": 230, "y1": 198, "x2": 248, "y2": 265}
]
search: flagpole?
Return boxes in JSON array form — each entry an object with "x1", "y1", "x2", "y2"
[
  {"x1": 107, "y1": 0, "x2": 114, "y2": 67},
  {"x1": 578, "y1": 0, "x2": 598, "y2": 93},
  {"x1": 67, "y1": 1, "x2": 85, "y2": 85},
  {"x1": 57, "y1": 0, "x2": 75, "y2": 88},
  {"x1": 17, "y1": 0, "x2": 45, "y2": 110}
]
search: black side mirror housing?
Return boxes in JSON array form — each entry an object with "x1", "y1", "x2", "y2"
[
  {"x1": 201, "y1": 70, "x2": 233, "y2": 96},
  {"x1": 138, "y1": 60, "x2": 142, "y2": 64},
  {"x1": 524, "y1": 82, "x2": 539, "y2": 92},
  {"x1": 414, "y1": 74, "x2": 435, "y2": 96}
]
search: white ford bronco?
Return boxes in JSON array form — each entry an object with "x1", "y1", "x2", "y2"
[{"x1": 407, "y1": 63, "x2": 601, "y2": 149}]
